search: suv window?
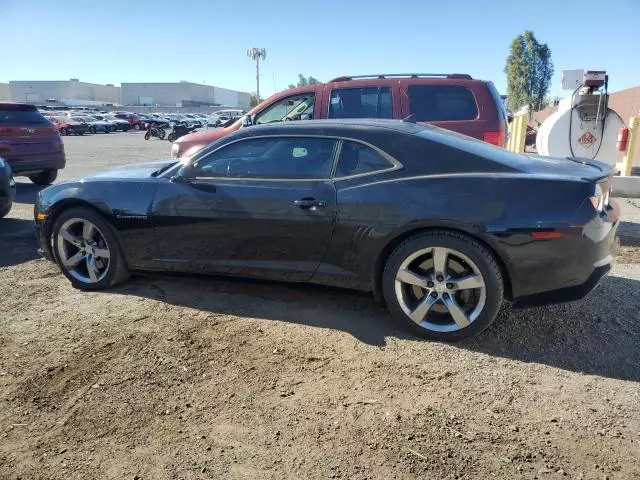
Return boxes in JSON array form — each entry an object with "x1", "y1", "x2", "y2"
[
  {"x1": 196, "y1": 137, "x2": 337, "y2": 179},
  {"x1": 329, "y1": 87, "x2": 392, "y2": 119},
  {"x1": 255, "y1": 93, "x2": 315, "y2": 125},
  {"x1": 408, "y1": 85, "x2": 478, "y2": 121},
  {"x1": 335, "y1": 140, "x2": 394, "y2": 177},
  {"x1": 0, "y1": 109, "x2": 50, "y2": 125}
]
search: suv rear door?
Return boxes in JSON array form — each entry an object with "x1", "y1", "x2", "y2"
[
  {"x1": 398, "y1": 79, "x2": 504, "y2": 144},
  {"x1": 319, "y1": 79, "x2": 401, "y2": 120}
]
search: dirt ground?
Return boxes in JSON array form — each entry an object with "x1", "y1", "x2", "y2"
[{"x1": 1, "y1": 133, "x2": 640, "y2": 479}]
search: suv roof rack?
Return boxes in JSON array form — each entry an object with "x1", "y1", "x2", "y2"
[{"x1": 328, "y1": 73, "x2": 473, "y2": 82}]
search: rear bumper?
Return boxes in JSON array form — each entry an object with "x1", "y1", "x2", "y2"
[
  {"x1": 512, "y1": 264, "x2": 610, "y2": 307},
  {"x1": 504, "y1": 200, "x2": 620, "y2": 304},
  {"x1": 8, "y1": 152, "x2": 66, "y2": 175}
]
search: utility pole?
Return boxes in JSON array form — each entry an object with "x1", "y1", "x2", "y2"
[{"x1": 247, "y1": 48, "x2": 267, "y2": 102}]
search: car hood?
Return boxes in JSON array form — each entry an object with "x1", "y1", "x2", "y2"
[{"x1": 83, "y1": 160, "x2": 178, "y2": 180}]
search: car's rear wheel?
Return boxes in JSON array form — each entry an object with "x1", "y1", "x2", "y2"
[
  {"x1": 382, "y1": 230, "x2": 504, "y2": 341},
  {"x1": 59, "y1": 128, "x2": 67, "y2": 136},
  {"x1": 89, "y1": 126, "x2": 96, "y2": 134},
  {"x1": 29, "y1": 169, "x2": 58, "y2": 185},
  {"x1": 52, "y1": 207, "x2": 130, "y2": 290},
  {"x1": 133, "y1": 123, "x2": 141, "y2": 130}
]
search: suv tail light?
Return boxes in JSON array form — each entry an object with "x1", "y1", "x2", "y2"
[{"x1": 483, "y1": 130, "x2": 505, "y2": 147}]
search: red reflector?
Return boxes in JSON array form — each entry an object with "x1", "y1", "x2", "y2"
[
  {"x1": 531, "y1": 231, "x2": 563, "y2": 239},
  {"x1": 483, "y1": 131, "x2": 505, "y2": 146}
]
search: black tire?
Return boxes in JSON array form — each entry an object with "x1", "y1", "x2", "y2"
[
  {"x1": 0, "y1": 202, "x2": 11, "y2": 218},
  {"x1": 382, "y1": 230, "x2": 504, "y2": 341},
  {"x1": 157, "y1": 128, "x2": 166, "y2": 139},
  {"x1": 29, "y1": 169, "x2": 58, "y2": 185},
  {"x1": 89, "y1": 126, "x2": 96, "y2": 134},
  {"x1": 60, "y1": 128, "x2": 67, "y2": 136},
  {"x1": 167, "y1": 132, "x2": 176, "y2": 142},
  {"x1": 133, "y1": 123, "x2": 141, "y2": 130},
  {"x1": 51, "y1": 207, "x2": 130, "y2": 290},
  {"x1": 144, "y1": 131, "x2": 151, "y2": 140}
]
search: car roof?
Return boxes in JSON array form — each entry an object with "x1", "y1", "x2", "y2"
[{"x1": 237, "y1": 119, "x2": 429, "y2": 137}]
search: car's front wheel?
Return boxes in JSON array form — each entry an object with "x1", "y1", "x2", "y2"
[
  {"x1": 133, "y1": 123, "x2": 141, "y2": 130},
  {"x1": 29, "y1": 169, "x2": 58, "y2": 185},
  {"x1": 382, "y1": 230, "x2": 504, "y2": 341},
  {"x1": 51, "y1": 207, "x2": 130, "y2": 290}
]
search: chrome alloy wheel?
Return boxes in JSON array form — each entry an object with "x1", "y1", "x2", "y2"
[
  {"x1": 394, "y1": 247, "x2": 486, "y2": 332},
  {"x1": 56, "y1": 218, "x2": 111, "y2": 284}
]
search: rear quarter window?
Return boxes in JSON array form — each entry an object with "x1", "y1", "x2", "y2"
[{"x1": 408, "y1": 85, "x2": 478, "y2": 122}]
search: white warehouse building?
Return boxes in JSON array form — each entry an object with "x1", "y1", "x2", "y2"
[
  {"x1": 120, "y1": 81, "x2": 250, "y2": 109},
  {"x1": 9, "y1": 79, "x2": 120, "y2": 105}
]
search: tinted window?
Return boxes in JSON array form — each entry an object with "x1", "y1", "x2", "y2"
[
  {"x1": 255, "y1": 93, "x2": 315, "y2": 125},
  {"x1": 329, "y1": 87, "x2": 392, "y2": 119},
  {"x1": 0, "y1": 109, "x2": 50, "y2": 125},
  {"x1": 196, "y1": 137, "x2": 337, "y2": 179},
  {"x1": 335, "y1": 141, "x2": 394, "y2": 177},
  {"x1": 408, "y1": 85, "x2": 478, "y2": 121}
]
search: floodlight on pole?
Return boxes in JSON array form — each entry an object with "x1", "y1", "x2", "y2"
[{"x1": 247, "y1": 48, "x2": 267, "y2": 103}]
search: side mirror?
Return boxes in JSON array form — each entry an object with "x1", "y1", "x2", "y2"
[
  {"x1": 241, "y1": 114, "x2": 254, "y2": 127},
  {"x1": 171, "y1": 164, "x2": 196, "y2": 183}
]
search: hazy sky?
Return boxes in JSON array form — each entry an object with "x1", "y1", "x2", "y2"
[{"x1": 2, "y1": 0, "x2": 639, "y2": 97}]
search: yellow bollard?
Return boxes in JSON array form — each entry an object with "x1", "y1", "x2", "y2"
[
  {"x1": 507, "y1": 114, "x2": 528, "y2": 153},
  {"x1": 620, "y1": 116, "x2": 638, "y2": 176}
]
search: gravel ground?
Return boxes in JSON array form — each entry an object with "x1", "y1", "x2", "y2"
[{"x1": 1, "y1": 132, "x2": 640, "y2": 480}]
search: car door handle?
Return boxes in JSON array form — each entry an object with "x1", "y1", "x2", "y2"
[{"x1": 293, "y1": 198, "x2": 327, "y2": 209}]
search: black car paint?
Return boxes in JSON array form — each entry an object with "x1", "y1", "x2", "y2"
[
  {"x1": 0, "y1": 158, "x2": 16, "y2": 214},
  {"x1": 34, "y1": 120, "x2": 618, "y2": 304}
]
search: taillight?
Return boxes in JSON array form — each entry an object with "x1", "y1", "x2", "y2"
[
  {"x1": 483, "y1": 131, "x2": 505, "y2": 146},
  {"x1": 590, "y1": 180, "x2": 611, "y2": 213}
]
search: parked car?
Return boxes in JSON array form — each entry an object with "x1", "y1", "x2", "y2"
[
  {"x1": 49, "y1": 116, "x2": 89, "y2": 136},
  {"x1": 171, "y1": 73, "x2": 507, "y2": 159},
  {"x1": 182, "y1": 114, "x2": 203, "y2": 128},
  {"x1": 0, "y1": 156, "x2": 16, "y2": 218},
  {"x1": 110, "y1": 113, "x2": 143, "y2": 130},
  {"x1": 0, "y1": 103, "x2": 65, "y2": 184},
  {"x1": 34, "y1": 119, "x2": 618, "y2": 341},
  {"x1": 70, "y1": 116, "x2": 112, "y2": 134},
  {"x1": 92, "y1": 114, "x2": 131, "y2": 131},
  {"x1": 137, "y1": 113, "x2": 170, "y2": 129},
  {"x1": 208, "y1": 109, "x2": 244, "y2": 127}
]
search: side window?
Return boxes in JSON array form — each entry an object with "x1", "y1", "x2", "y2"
[
  {"x1": 195, "y1": 137, "x2": 337, "y2": 179},
  {"x1": 407, "y1": 85, "x2": 478, "y2": 121},
  {"x1": 328, "y1": 87, "x2": 392, "y2": 119},
  {"x1": 335, "y1": 141, "x2": 394, "y2": 178},
  {"x1": 254, "y1": 93, "x2": 315, "y2": 125}
]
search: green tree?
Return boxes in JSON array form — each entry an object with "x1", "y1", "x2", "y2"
[
  {"x1": 249, "y1": 93, "x2": 259, "y2": 108},
  {"x1": 505, "y1": 31, "x2": 553, "y2": 112},
  {"x1": 288, "y1": 74, "x2": 321, "y2": 89}
]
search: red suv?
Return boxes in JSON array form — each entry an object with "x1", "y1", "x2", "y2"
[
  {"x1": 0, "y1": 103, "x2": 65, "y2": 185},
  {"x1": 172, "y1": 73, "x2": 507, "y2": 159}
]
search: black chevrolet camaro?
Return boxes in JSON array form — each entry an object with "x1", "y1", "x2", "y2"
[{"x1": 34, "y1": 119, "x2": 620, "y2": 340}]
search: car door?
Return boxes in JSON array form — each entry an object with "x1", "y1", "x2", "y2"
[{"x1": 150, "y1": 135, "x2": 339, "y2": 281}]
